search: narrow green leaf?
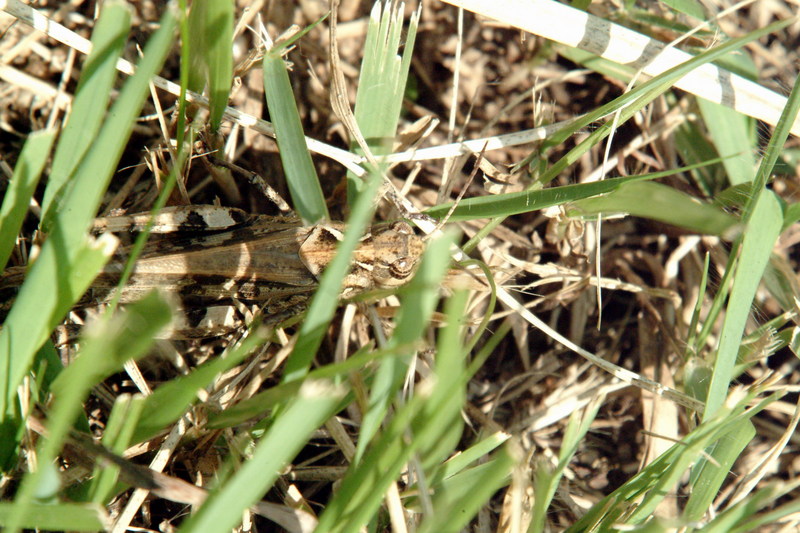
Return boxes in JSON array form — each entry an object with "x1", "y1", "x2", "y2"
[
  {"x1": 356, "y1": 230, "x2": 456, "y2": 460},
  {"x1": 41, "y1": 0, "x2": 131, "y2": 224},
  {"x1": 316, "y1": 290, "x2": 471, "y2": 533},
  {"x1": 697, "y1": 98, "x2": 755, "y2": 186},
  {"x1": 0, "y1": 502, "x2": 109, "y2": 531},
  {"x1": 131, "y1": 329, "x2": 266, "y2": 443},
  {"x1": 348, "y1": 2, "x2": 419, "y2": 197},
  {"x1": 0, "y1": 130, "x2": 54, "y2": 269},
  {"x1": 704, "y1": 191, "x2": 783, "y2": 415},
  {"x1": 683, "y1": 421, "x2": 755, "y2": 521},
  {"x1": 88, "y1": 394, "x2": 148, "y2": 504},
  {"x1": 186, "y1": 0, "x2": 233, "y2": 130},
  {"x1": 425, "y1": 171, "x2": 665, "y2": 221},
  {"x1": 7, "y1": 291, "x2": 172, "y2": 533},
  {"x1": 263, "y1": 53, "x2": 328, "y2": 223},
  {"x1": 418, "y1": 448, "x2": 514, "y2": 533},
  {"x1": 281, "y1": 168, "x2": 382, "y2": 382},
  {"x1": 0, "y1": 235, "x2": 117, "y2": 423},
  {"x1": 0, "y1": 5, "x2": 177, "y2": 421},
  {"x1": 178, "y1": 380, "x2": 346, "y2": 533},
  {"x1": 660, "y1": 0, "x2": 706, "y2": 19},
  {"x1": 570, "y1": 181, "x2": 739, "y2": 236}
]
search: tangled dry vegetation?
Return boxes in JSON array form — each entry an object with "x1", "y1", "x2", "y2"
[{"x1": 1, "y1": 0, "x2": 800, "y2": 531}]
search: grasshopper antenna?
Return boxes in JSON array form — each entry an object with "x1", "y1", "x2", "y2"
[{"x1": 420, "y1": 143, "x2": 486, "y2": 243}]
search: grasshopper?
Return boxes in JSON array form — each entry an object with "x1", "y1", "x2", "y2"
[{"x1": 0, "y1": 205, "x2": 426, "y2": 338}]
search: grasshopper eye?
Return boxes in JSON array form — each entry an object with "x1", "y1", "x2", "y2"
[
  {"x1": 389, "y1": 221, "x2": 414, "y2": 235},
  {"x1": 390, "y1": 258, "x2": 414, "y2": 280}
]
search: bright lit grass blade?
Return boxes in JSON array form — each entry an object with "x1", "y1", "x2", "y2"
[
  {"x1": 0, "y1": 234, "x2": 116, "y2": 421},
  {"x1": 703, "y1": 192, "x2": 783, "y2": 416},
  {"x1": 263, "y1": 53, "x2": 328, "y2": 223},
  {"x1": 6, "y1": 291, "x2": 172, "y2": 533},
  {"x1": 0, "y1": 130, "x2": 54, "y2": 268},
  {"x1": 186, "y1": 0, "x2": 232, "y2": 130},
  {"x1": 177, "y1": 380, "x2": 346, "y2": 533},
  {"x1": 0, "y1": 502, "x2": 109, "y2": 531},
  {"x1": 45, "y1": 5, "x2": 177, "y2": 244},
  {"x1": 570, "y1": 181, "x2": 739, "y2": 236},
  {"x1": 347, "y1": 1, "x2": 419, "y2": 195},
  {"x1": 413, "y1": 290, "x2": 470, "y2": 468},
  {"x1": 40, "y1": 0, "x2": 131, "y2": 223},
  {"x1": 430, "y1": 431, "x2": 511, "y2": 485},
  {"x1": 356, "y1": 229, "x2": 456, "y2": 460},
  {"x1": 0, "y1": 4, "x2": 177, "y2": 449},
  {"x1": 695, "y1": 75, "x2": 800, "y2": 360}
]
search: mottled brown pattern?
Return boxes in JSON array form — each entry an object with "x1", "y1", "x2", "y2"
[{"x1": 0, "y1": 207, "x2": 425, "y2": 335}]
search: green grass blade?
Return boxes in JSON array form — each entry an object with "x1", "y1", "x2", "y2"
[
  {"x1": 569, "y1": 181, "x2": 738, "y2": 236},
  {"x1": 356, "y1": 229, "x2": 456, "y2": 461},
  {"x1": 281, "y1": 168, "x2": 383, "y2": 382},
  {"x1": 348, "y1": 2, "x2": 419, "y2": 196},
  {"x1": 177, "y1": 380, "x2": 346, "y2": 533},
  {"x1": 567, "y1": 391, "x2": 773, "y2": 530},
  {"x1": 683, "y1": 421, "x2": 755, "y2": 521},
  {"x1": 88, "y1": 394, "x2": 147, "y2": 504},
  {"x1": 40, "y1": 0, "x2": 131, "y2": 223},
  {"x1": 703, "y1": 192, "x2": 783, "y2": 416},
  {"x1": 425, "y1": 166, "x2": 688, "y2": 221},
  {"x1": 186, "y1": 0, "x2": 233, "y2": 130},
  {"x1": 207, "y1": 343, "x2": 413, "y2": 429},
  {"x1": 6, "y1": 291, "x2": 172, "y2": 533},
  {"x1": 0, "y1": 130, "x2": 54, "y2": 269},
  {"x1": 263, "y1": 52, "x2": 328, "y2": 223},
  {"x1": 722, "y1": 481, "x2": 800, "y2": 533},
  {"x1": 703, "y1": 67, "x2": 800, "y2": 418},
  {"x1": 0, "y1": 502, "x2": 109, "y2": 531},
  {"x1": 418, "y1": 448, "x2": 515, "y2": 533},
  {"x1": 430, "y1": 431, "x2": 511, "y2": 485},
  {"x1": 354, "y1": 2, "x2": 418, "y2": 155},
  {"x1": 0, "y1": 235, "x2": 117, "y2": 425},
  {"x1": 316, "y1": 290, "x2": 471, "y2": 532},
  {"x1": 0, "y1": 3, "x2": 177, "y2": 454},
  {"x1": 130, "y1": 329, "x2": 267, "y2": 443},
  {"x1": 697, "y1": 98, "x2": 756, "y2": 186}
]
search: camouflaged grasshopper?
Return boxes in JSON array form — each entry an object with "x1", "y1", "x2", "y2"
[{"x1": 0, "y1": 205, "x2": 425, "y2": 338}]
